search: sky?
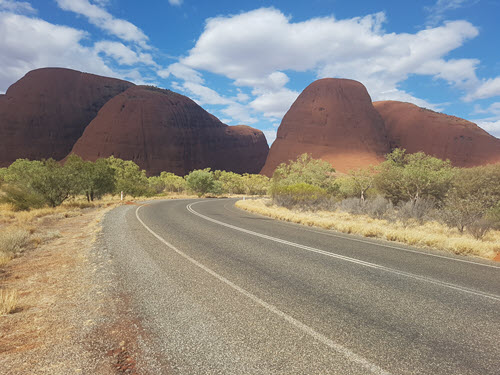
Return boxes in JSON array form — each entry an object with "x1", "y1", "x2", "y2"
[{"x1": 1, "y1": 0, "x2": 500, "y2": 145}]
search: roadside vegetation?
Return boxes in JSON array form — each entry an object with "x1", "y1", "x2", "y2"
[
  {"x1": 0, "y1": 155, "x2": 269, "y2": 315},
  {"x1": 237, "y1": 151, "x2": 500, "y2": 259}
]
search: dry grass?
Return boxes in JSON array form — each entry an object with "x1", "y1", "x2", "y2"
[
  {"x1": 236, "y1": 199, "x2": 500, "y2": 260},
  {"x1": 0, "y1": 289, "x2": 18, "y2": 315}
]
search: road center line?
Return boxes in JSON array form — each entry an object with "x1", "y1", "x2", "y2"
[
  {"x1": 135, "y1": 204, "x2": 391, "y2": 375},
  {"x1": 223, "y1": 201, "x2": 500, "y2": 269},
  {"x1": 188, "y1": 201, "x2": 500, "y2": 302}
]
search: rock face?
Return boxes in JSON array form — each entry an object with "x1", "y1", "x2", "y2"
[
  {"x1": 0, "y1": 68, "x2": 133, "y2": 166},
  {"x1": 69, "y1": 86, "x2": 269, "y2": 175},
  {"x1": 261, "y1": 78, "x2": 390, "y2": 175},
  {"x1": 373, "y1": 101, "x2": 500, "y2": 167}
]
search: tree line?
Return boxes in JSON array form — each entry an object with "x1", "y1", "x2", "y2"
[{"x1": 0, "y1": 155, "x2": 270, "y2": 210}]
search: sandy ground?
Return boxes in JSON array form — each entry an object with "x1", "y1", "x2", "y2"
[{"x1": 0, "y1": 206, "x2": 146, "y2": 374}]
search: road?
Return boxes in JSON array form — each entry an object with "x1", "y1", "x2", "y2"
[{"x1": 100, "y1": 198, "x2": 500, "y2": 374}]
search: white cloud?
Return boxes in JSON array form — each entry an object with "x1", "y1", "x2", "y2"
[
  {"x1": 220, "y1": 103, "x2": 257, "y2": 124},
  {"x1": 0, "y1": 0, "x2": 35, "y2": 13},
  {"x1": 158, "y1": 63, "x2": 204, "y2": 84},
  {"x1": 464, "y1": 77, "x2": 500, "y2": 101},
  {"x1": 181, "y1": 81, "x2": 232, "y2": 105},
  {"x1": 470, "y1": 102, "x2": 500, "y2": 138},
  {"x1": 181, "y1": 8, "x2": 481, "y2": 118},
  {"x1": 94, "y1": 41, "x2": 156, "y2": 66},
  {"x1": 425, "y1": 0, "x2": 475, "y2": 26},
  {"x1": 0, "y1": 12, "x2": 118, "y2": 92},
  {"x1": 474, "y1": 120, "x2": 500, "y2": 138},
  {"x1": 55, "y1": 0, "x2": 150, "y2": 47},
  {"x1": 249, "y1": 88, "x2": 299, "y2": 118},
  {"x1": 168, "y1": 0, "x2": 183, "y2": 6},
  {"x1": 262, "y1": 129, "x2": 277, "y2": 146}
]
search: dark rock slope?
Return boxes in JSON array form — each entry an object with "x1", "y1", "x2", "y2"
[
  {"x1": 69, "y1": 86, "x2": 269, "y2": 175},
  {"x1": 0, "y1": 68, "x2": 133, "y2": 166}
]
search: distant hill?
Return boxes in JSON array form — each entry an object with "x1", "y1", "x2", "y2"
[
  {"x1": 0, "y1": 68, "x2": 269, "y2": 175},
  {"x1": 261, "y1": 78, "x2": 500, "y2": 175}
]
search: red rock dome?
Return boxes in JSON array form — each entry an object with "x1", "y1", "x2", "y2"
[
  {"x1": 0, "y1": 68, "x2": 133, "y2": 166},
  {"x1": 373, "y1": 101, "x2": 500, "y2": 167},
  {"x1": 69, "y1": 86, "x2": 269, "y2": 175},
  {"x1": 261, "y1": 78, "x2": 390, "y2": 175}
]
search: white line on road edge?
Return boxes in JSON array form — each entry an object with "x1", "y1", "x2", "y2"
[
  {"x1": 135, "y1": 205, "x2": 391, "y2": 375},
  {"x1": 223, "y1": 202, "x2": 500, "y2": 269},
  {"x1": 188, "y1": 201, "x2": 500, "y2": 302}
]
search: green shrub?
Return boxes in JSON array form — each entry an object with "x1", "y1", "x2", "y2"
[
  {"x1": 270, "y1": 183, "x2": 329, "y2": 209},
  {"x1": 0, "y1": 185, "x2": 46, "y2": 211},
  {"x1": 185, "y1": 169, "x2": 219, "y2": 197}
]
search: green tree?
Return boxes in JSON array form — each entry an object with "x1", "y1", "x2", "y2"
[
  {"x1": 375, "y1": 149, "x2": 455, "y2": 205},
  {"x1": 105, "y1": 156, "x2": 149, "y2": 197},
  {"x1": 343, "y1": 167, "x2": 376, "y2": 202},
  {"x1": 185, "y1": 169, "x2": 217, "y2": 197},
  {"x1": 148, "y1": 176, "x2": 166, "y2": 195},
  {"x1": 272, "y1": 153, "x2": 336, "y2": 192},
  {"x1": 215, "y1": 171, "x2": 244, "y2": 194},
  {"x1": 160, "y1": 172, "x2": 187, "y2": 193},
  {"x1": 29, "y1": 159, "x2": 75, "y2": 207},
  {"x1": 443, "y1": 164, "x2": 500, "y2": 234},
  {"x1": 241, "y1": 173, "x2": 270, "y2": 195},
  {"x1": 65, "y1": 155, "x2": 116, "y2": 201}
]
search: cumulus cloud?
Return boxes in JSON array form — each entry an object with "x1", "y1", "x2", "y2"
[
  {"x1": 55, "y1": 0, "x2": 150, "y2": 47},
  {"x1": 0, "y1": 12, "x2": 118, "y2": 92},
  {"x1": 464, "y1": 77, "x2": 500, "y2": 101},
  {"x1": 181, "y1": 8, "x2": 481, "y2": 118}
]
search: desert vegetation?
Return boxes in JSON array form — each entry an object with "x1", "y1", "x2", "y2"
[{"x1": 238, "y1": 150, "x2": 500, "y2": 259}]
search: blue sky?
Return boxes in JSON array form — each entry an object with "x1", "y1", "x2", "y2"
[{"x1": 1, "y1": 0, "x2": 499, "y2": 143}]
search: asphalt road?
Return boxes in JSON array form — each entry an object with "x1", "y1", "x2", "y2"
[{"x1": 101, "y1": 198, "x2": 500, "y2": 374}]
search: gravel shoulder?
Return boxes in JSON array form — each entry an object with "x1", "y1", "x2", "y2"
[{"x1": 0, "y1": 205, "x2": 149, "y2": 374}]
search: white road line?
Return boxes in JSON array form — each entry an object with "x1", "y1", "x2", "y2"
[
  {"x1": 189, "y1": 201, "x2": 500, "y2": 302},
  {"x1": 135, "y1": 205, "x2": 391, "y2": 375},
  {"x1": 223, "y1": 201, "x2": 500, "y2": 269}
]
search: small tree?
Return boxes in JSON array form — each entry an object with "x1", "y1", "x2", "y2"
[
  {"x1": 106, "y1": 156, "x2": 149, "y2": 197},
  {"x1": 241, "y1": 173, "x2": 270, "y2": 195},
  {"x1": 160, "y1": 172, "x2": 187, "y2": 193},
  {"x1": 375, "y1": 149, "x2": 455, "y2": 205},
  {"x1": 185, "y1": 169, "x2": 217, "y2": 197},
  {"x1": 443, "y1": 164, "x2": 500, "y2": 235},
  {"x1": 346, "y1": 167, "x2": 376, "y2": 202},
  {"x1": 65, "y1": 155, "x2": 116, "y2": 201},
  {"x1": 272, "y1": 153, "x2": 336, "y2": 192}
]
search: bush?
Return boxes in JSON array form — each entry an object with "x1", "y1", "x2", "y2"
[
  {"x1": 272, "y1": 153, "x2": 337, "y2": 192},
  {"x1": 337, "y1": 198, "x2": 365, "y2": 215},
  {"x1": 270, "y1": 183, "x2": 329, "y2": 210},
  {"x1": 185, "y1": 169, "x2": 219, "y2": 197},
  {"x1": 365, "y1": 196, "x2": 393, "y2": 219},
  {"x1": 0, "y1": 227, "x2": 30, "y2": 254},
  {"x1": 160, "y1": 172, "x2": 187, "y2": 193},
  {"x1": 0, "y1": 185, "x2": 46, "y2": 211},
  {"x1": 396, "y1": 199, "x2": 436, "y2": 224},
  {"x1": 467, "y1": 218, "x2": 494, "y2": 240}
]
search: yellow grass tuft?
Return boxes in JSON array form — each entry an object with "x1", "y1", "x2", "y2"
[
  {"x1": 236, "y1": 199, "x2": 500, "y2": 260},
  {"x1": 0, "y1": 289, "x2": 18, "y2": 315}
]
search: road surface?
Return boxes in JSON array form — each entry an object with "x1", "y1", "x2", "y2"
[{"x1": 100, "y1": 198, "x2": 500, "y2": 374}]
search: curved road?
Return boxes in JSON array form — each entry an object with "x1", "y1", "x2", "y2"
[{"x1": 101, "y1": 198, "x2": 500, "y2": 374}]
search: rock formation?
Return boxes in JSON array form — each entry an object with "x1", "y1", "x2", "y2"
[
  {"x1": 260, "y1": 78, "x2": 390, "y2": 176},
  {"x1": 69, "y1": 86, "x2": 269, "y2": 175},
  {"x1": 373, "y1": 101, "x2": 500, "y2": 167},
  {"x1": 0, "y1": 68, "x2": 133, "y2": 166}
]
